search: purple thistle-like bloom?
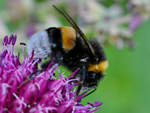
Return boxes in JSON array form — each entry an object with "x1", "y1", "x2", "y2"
[
  {"x1": 129, "y1": 13, "x2": 142, "y2": 33},
  {"x1": 0, "y1": 34, "x2": 102, "y2": 113}
]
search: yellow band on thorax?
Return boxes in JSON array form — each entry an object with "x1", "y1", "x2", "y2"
[{"x1": 88, "y1": 60, "x2": 108, "y2": 73}]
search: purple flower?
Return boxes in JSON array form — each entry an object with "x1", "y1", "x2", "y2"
[
  {"x1": 0, "y1": 34, "x2": 102, "y2": 113},
  {"x1": 129, "y1": 13, "x2": 142, "y2": 33}
]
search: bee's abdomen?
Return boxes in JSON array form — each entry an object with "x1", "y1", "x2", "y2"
[{"x1": 27, "y1": 31, "x2": 51, "y2": 59}]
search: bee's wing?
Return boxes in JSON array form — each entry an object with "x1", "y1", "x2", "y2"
[{"x1": 53, "y1": 5, "x2": 95, "y2": 56}]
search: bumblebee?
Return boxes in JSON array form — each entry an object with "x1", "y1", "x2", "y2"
[{"x1": 27, "y1": 5, "x2": 108, "y2": 96}]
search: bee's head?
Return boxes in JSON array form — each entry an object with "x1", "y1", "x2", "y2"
[
  {"x1": 84, "y1": 71, "x2": 104, "y2": 88},
  {"x1": 86, "y1": 60, "x2": 108, "y2": 87}
]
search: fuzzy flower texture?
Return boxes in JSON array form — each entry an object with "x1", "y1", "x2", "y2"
[{"x1": 0, "y1": 34, "x2": 102, "y2": 113}]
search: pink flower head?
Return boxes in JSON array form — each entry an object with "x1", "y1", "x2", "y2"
[{"x1": 0, "y1": 34, "x2": 102, "y2": 113}]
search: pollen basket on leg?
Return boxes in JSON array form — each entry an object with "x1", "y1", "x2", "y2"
[
  {"x1": 27, "y1": 31, "x2": 51, "y2": 58},
  {"x1": 58, "y1": 26, "x2": 76, "y2": 51}
]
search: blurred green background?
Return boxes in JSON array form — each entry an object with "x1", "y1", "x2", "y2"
[
  {"x1": 0, "y1": 0, "x2": 150, "y2": 113},
  {"x1": 88, "y1": 20, "x2": 150, "y2": 113}
]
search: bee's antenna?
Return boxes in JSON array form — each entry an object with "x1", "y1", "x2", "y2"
[{"x1": 52, "y1": 5, "x2": 95, "y2": 56}]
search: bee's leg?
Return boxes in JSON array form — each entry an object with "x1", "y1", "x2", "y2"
[
  {"x1": 81, "y1": 65, "x2": 87, "y2": 82},
  {"x1": 76, "y1": 65, "x2": 86, "y2": 96},
  {"x1": 76, "y1": 84, "x2": 82, "y2": 96},
  {"x1": 83, "y1": 87, "x2": 97, "y2": 98}
]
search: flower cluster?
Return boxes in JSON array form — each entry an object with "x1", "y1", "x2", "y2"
[{"x1": 0, "y1": 34, "x2": 102, "y2": 113}]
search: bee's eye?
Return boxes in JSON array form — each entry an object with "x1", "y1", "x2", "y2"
[
  {"x1": 91, "y1": 72, "x2": 96, "y2": 78},
  {"x1": 88, "y1": 72, "x2": 96, "y2": 79},
  {"x1": 88, "y1": 72, "x2": 103, "y2": 80}
]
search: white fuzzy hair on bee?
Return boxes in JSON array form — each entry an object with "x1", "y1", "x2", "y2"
[{"x1": 27, "y1": 31, "x2": 51, "y2": 59}]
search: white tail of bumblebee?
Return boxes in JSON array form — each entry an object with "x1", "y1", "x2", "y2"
[{"x1": 27, "y1": 31, "x2": 51, "y2": 59}]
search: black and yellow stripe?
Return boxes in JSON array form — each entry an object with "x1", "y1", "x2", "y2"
[{"x1": 88, "y1": 60, "x2": 108, "y2": 73}]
